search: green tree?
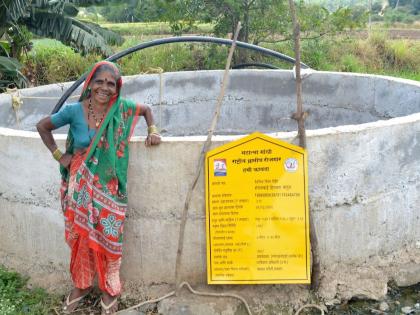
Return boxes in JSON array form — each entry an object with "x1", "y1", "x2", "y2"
[
  {"x1": 155, "y1": 0, "x2": 205, "y2": 34},
  {"x1": 97, "y1": 0, "x2": 163, "y2": 23},
  {"x1": 134, "y1": 0, "x2": 165, "y2": 21},
  {"x1": 98, "y1": 0, "x2": 141, "y2": 22},
  {"x1": 202, "y1": 0, "x2": 289, "y2": 45},
  {"x1": 156, "y1": 0, "x2": 367, "y2": 64},
  {"x1": 157, "y1": 0, "x2": 367, "y2": 44}
]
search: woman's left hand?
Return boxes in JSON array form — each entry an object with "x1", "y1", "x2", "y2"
[{"x1": 145, "y1": 134, "x2": 161, "y2": 146}]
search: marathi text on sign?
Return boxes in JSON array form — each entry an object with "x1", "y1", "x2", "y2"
[{"x1": 205, "y1": 132, "x2": 310, "y2": 284}]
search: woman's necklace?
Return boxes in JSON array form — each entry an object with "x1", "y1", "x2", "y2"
[{"x1": 88, "y1": 98, "x2": 105, "y2": 128}]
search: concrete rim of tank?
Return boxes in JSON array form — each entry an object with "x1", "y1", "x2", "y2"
[{"x1": 0, "y1": 69, "x2": 419, "y2": 139}]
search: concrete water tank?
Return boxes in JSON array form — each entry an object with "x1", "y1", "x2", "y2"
[{"x1": 0, "y1": 70, "x2": 419, "y2": 311}]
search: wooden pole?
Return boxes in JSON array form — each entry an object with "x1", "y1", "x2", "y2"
[
  {"x1": 174, "y1": 22, "x2": 242, "y2": 295},
  {"x1": 288, "y1": 0, "x2": 306, "y2": 149},
  {"x1": 287, "y1": 0, "x2": 320, "y2": 290}
]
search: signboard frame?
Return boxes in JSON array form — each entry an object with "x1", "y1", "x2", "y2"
[{"x1": 205, "y1": 132, "x2": 310, "y2": 284}]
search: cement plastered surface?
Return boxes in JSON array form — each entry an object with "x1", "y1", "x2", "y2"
[{"x1": 0, "y1": 71, "x2": 419, "y2": 310}]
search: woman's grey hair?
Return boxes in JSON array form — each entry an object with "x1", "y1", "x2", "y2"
[{"x1": 92, "y1": 63, "x2": 121, "y2": 82}]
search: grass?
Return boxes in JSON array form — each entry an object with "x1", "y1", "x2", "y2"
[
  {"x1": 23, "y1": 23, "x2": 420, "y2": 84},
  {"x1": 262, "y1": 31, "x2": 420, "y2": 80},
  {"x1": 25, "y1": 39, "x2": 100, "y2": 85},
  {"x1": 115, "y1": 37, "x2": 229, "y2": 74},
  {"x1": 0, "y1": 265, "x2": 60, "y2": 315}
]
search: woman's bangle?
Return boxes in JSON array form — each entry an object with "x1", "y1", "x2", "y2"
[
  {"x1": 52, "y1": 148, "x2": 63, "y2": 161},
  {"x1": 147, "y1": 125, "x2": 159, "y2": 135}
]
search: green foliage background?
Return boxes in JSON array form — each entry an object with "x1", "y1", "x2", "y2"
[
  {"x1": 24, "y1": 25, "x2": 420, "y2": 85},
  {"x1": 2, "y1": 0, "x2": 420, "y2": 90}
]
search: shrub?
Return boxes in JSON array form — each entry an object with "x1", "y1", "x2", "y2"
[
  {"x1": 299, "y1": 38, "x2": 336, "y2": 70},
  {"x1": 388, "y1": 40, "x2": 420, "y2": 72},
  {"x1": 365, "y1": 32, "x2": 420, "y2": 73},
  {"x1": 16, "y1": 28, "x2": 420, "y2": 86},
  {"x1": 116, "y1": 38, "x2": 228, "y2": 74},
  {"x1": 23, "y1": 39, "x2": 100, "y2": 86},
  {"x1": 340, "y1": 54, "x2": 364, "y2": 72}
]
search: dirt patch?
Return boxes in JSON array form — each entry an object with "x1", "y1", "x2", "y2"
[{"x1": 324, "y1": 282, "x2": 420, "y2": 315}]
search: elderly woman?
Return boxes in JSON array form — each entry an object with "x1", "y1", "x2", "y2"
[{"x1": 36, "y1": 61, "x2": 161, "y2": 314}]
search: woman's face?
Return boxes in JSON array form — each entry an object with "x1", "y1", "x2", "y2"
[{"x1": 90, "y1": 70, "x2": 117, "y2": 106}]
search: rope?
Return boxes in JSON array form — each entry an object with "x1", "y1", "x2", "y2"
[
  {"x1": 115, "y1": 290, "x2": 175, "y2": 314},
  {"x1": 6, "y1": 88, "x2": 22, "y2": 125},
  {"x1": 4, "y1": 88, "x2": 80, "y2": 101},
  {"x1": 155, "y1": 68, "x2": 164, "y2": 130},
  {"x1": 116, "y1": 282, "x2": 326, "y2": 315},
  {"x1": 115, "y1": 281, "x2": 253, "y2": 315},
  {"x1": 11, "y1": 95, "x2": 80, "y2": 100},
  {"x1": 179, "y1": 282, "x2": 252, "y2": 315},
  {"x1": 137, "y1": 66, "x2": 165, "y2": 130},
  {"x1": 294, "y1": 304, "x2": 325, "y2": 315},
  {"x1": 4, "y1": 87, "x2": 80, "y2": 124},
  {"x1": 143, "y1": 67, "x2": 164, "y2": 74}
]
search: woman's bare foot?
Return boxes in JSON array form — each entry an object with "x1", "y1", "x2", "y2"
[
  {"x1": 101, "y1": 292, "x2": 118, "y2": 315},
  {"x1": 62, "y1": 287, "x2": 91, "y2": 313}
]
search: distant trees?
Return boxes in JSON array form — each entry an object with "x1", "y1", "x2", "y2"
[
  {"x1": 375, "y1": 0, "x2": 420, "y2": 23},
  {"x1": 154, "y1": 0, "x2": 367, "y2": 44},
  {"x1": 149, "y1": 0, "x2": 367, "y2": 64},
  {"x1": 97, "y1": 0, "x2": 163, "y2": 23},
  {"x1": 96, "y1": 0, "x2": 368, "y2": 44},
  {"x1": 311, "y1": 0, "x2": 419, "y2": 16}
]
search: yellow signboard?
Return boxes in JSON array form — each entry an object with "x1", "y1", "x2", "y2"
[{"x1": 205, "y1": 132, "x2": 310, "y2": 284}]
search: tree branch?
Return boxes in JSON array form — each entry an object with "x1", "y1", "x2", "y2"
[
  {"x1": 288, "y1": 0, "x2": 321, "y2": 291},
  {"x1": 174, "y1": 22, "x2": 242, "y2": 295}
]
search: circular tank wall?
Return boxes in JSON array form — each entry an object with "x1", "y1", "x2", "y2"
[{"x1": 0, "y1": 70, "x2": 419, "y2": 309}]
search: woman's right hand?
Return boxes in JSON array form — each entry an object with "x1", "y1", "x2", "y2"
[{"x1": 59, "y1": 153, "x2": 73, "y2": 169}]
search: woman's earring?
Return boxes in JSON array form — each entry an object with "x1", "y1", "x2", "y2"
[{"x1": 86, "y1": 87, "x2": 92, "y2": 98}]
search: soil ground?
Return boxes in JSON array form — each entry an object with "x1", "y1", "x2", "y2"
[{"x1": 57, "y1": 282, "x2": 420, "y2": 314}]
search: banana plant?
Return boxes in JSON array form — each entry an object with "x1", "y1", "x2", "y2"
[
  {"x1": 0, "y1": 0, "x2": 124, "y2": 91},
  {"x1": 0, "y1": 56, "x2": 28, "y2": 92},
  {"x1": 1, "y1": 0, "x2": 123, "y2": 55}
]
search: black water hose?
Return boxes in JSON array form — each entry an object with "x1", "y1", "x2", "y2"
[
  {"x1": 52, "y1": 36, "x2": 309, "y2": 114},
  {"x1": 232, "y1": 63, "x2": 280, "y2": 69}
]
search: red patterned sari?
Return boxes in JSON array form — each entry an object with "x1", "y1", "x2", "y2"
[{"x1": 59, "y1": 61, "x2": 140, "y2": 294}]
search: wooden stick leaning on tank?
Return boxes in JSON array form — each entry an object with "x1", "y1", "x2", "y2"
[
  {"x1": 174, "y1": 22, "x2": 242, "y2": 294},
  {"x1": 288, "y1": 0, "x2": 321, "y2": 290}
]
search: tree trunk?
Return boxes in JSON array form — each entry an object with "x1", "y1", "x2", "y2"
[
  {"x1": 237, "y1": 0, "x2": 250, "y2": 64},
  {"x1": 244, "y1": 1, "x2": 249, "y2": 43},
  {"x1": 288, "y1": 0, "x2": 321, "y2": 291}
]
